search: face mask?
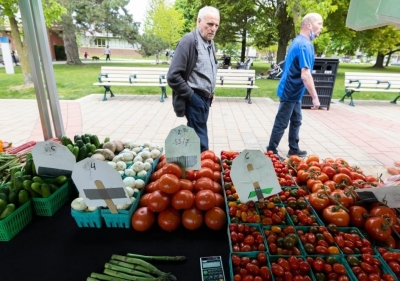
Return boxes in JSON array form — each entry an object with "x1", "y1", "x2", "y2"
[{"x1": 310, "y1": 30, "x2": 316, "y2": 40}]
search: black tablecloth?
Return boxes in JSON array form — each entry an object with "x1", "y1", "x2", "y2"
[{"x1": 1, "y1": 199, "x2": 230, "y2": 281}]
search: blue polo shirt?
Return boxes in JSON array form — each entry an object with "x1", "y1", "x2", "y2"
[{"x1": 277, "y1": 35, "x2": 315, "y2": 102}]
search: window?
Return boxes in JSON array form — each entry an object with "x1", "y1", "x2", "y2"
[{"x1": 94, "y1": 38, "x2": 106, "y2": 47}]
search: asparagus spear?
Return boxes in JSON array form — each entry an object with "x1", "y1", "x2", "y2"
[
  {"x1": 126, "y1": 253, "x2": 187, "y2": 262},
  {"x1": 90, "y1": 272, "x2": 127, "y2": 281},
  {"x1": 105, "y1": 262, "x2": 153, "y2": 278}
]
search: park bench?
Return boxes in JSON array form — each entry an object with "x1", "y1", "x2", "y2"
[
  {"x1": 340, "y1": 72, "x2": 400, "y2": 106},
  {"x1": 93, "y1": 67, "x2": 169, "y2": 101},
  {"x1": 93, "y1": 66, "x2": 258, "y2": 103}
]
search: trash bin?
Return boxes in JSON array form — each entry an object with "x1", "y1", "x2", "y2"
[{"x1": 302, "y1": 58, "x2": 339, "y2": 110}]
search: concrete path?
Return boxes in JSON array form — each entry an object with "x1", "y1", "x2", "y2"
[{"x1": 0, "y1": 95, "x2": 399, "y2": 177}]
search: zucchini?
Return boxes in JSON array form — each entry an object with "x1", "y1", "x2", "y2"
[
  {"x1": 77, "y1": 145, "x2": 88, "y2": 161},
  {"x1": 72, "y1": 146, "x2": 79, "y2": 161},
  {"x1": 0, "y1": 199, "x2": 6, "y2": 215},
  {"x1": 90, "y1": 135, "x2": 101, "y2": 148},
  {"x1": 53, "y1": 175, "x2": 67, "y2": 186},
  {"x1": 74, "y1": 135, "x2": 82, "y2": 143},
  {"x1": 41, "y1": 184, "x2": 51, "y2": 198},
  {"x1": 0, "y1": 204, "x2": 16, "y2": 220},
  {"x1": 24, "y1": 158, "x2": 34, "y2": 176},
  {"x1": 18, "y1": 190, "x2": 30, "y2": 205},
  {"x1": 0, "y1": 193, "x2": 8, "y2": 205}
]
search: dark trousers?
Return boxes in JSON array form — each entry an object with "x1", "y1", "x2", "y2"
[
  {"x1": 106, "y1": 54, "x2": 110, "y2": 61},
  {"x1": 267, "y1": 100, "x2": 302, "y2": 153},
  {"x1": 185, "y1": 92, "x2": 212, "y2": 152}
]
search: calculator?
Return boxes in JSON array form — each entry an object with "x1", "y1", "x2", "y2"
[{"x1": 200, "y1": 256, "x2": 225, "y2": 281}]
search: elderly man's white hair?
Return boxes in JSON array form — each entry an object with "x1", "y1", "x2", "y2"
[
  {"x1": 301, "y1": 13, "x2": 322, "y2": 27},
  {"x1": 197, "y1": 6, "x2": 220, "y2": 20}
]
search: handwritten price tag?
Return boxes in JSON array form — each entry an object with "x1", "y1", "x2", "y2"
[
  {"x1": 31, "y1": 141, "x2": 75, "y2": 177},
  {"x1": 165, "y1": 125, "x2": 201, "y2": 169}
]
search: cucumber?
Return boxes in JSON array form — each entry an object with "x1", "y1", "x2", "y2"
[
  {"x1": 77, "y1": 145, "x2": 88, "y2": 161},
  {"x1": 32, "y1": 160, "x2": 37, "y2": 176},
  {"x1": 86, "y1": 152, "x2": 93, "y2": 158},
  {"x1": 31, "y1": 182, "x2": 42, "y2": 196},
  {"x1": 0, "y1": 199, "x2": 6, "y2": 215},
  {"x1": 72, "y1": 146, "x2": 79, "y2": 161},
  {"x1": 22, "y1": 180, "x2": 33, "y2": 191},
  {"x1": 0, "y1": 193, "x2": 8, "y2": 205},
  {"x1": 15, "y1": 176, "x2": 24, "y2": 191},
  {"x1": 90, "y1": 135, "x2": 101, "y2": 148},
  {"x1": 85, "y1": 137, "x2": 91, "y2": 144},
  {"x1": 49, "y1": 184, "x2": 59, "y2": 194},
  {"x1": 8, "y1": 189, "x2": 19, "y2": 206},
  {"x1": 41, "y1": 184, "x2": 51, "y2": 198},
  {"x1": 0, "y1": 204, "x2": 16, "y2": 220},
  {"x1": 81, "y1": 135, "x2": 87, "y2": 144},
  {"x1": 104, "y1": 137, "x2": 110, "y2": 143},
  {"x1": 53, "y1": 175, "x2": 67, "y2": 186},
  {"x1": 18, "y1": 190, "x2": 30, "y2": 205},
  {"x1": 74, "y1": 135, "x2": 82, "y2": 143},
  {"x1": 0, "y1": 186, "x2": 10, "y2": 197},
  {"x1": 12, "y1": 170, "x2": 22, "y2": 189},
  {"x1": 22, "y1": 175, "x2": 32, "y2": 181},
  {"x1": 66, "y1": 144, "x2": 74, "y2": 152},
  {"x1": 85, "y1": 143, "x2": 92, "y2": 152},
  {"x1": 32, "y1": 176, "x2": 44, "y2": 184},
  {"x1": 24, "y1": 158, "x2": 33, "y2": 176},
  {"x1": 61, "y1": 135, "x2": 73, "y2": 146},
  {"x1": 25, "y1": 152, "x2": 33, "y2": 160},
  {"x1": 76, "y1": 140, "x2": 85, "y2": 148},
  {"x1": 89, "y1": 144, "x2": 96, "y2": 154}
]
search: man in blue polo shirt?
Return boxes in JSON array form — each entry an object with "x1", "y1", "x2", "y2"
[{"x1": 267, "y1": 13, "x2": 323, "y2": 158}]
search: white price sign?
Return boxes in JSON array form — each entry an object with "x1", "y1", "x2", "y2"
[
  {"x1": 71, "y1": 158, "x2": 131, "y2": 213},
  {"x1": 230, "y1": 150, "x2": 282, "y2": 203},
  {"x1": 355, "y1": 185, "x2": 400, "y2": 207},
  {"x1": 31, "y1": 141, "x2": 75, "y2": 177},
  {"x1": 165, "y1": 125, "x2": 201, "y2": 170}
]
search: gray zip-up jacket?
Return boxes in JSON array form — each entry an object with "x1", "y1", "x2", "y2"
[{"x1": 167, "y1": 30, "x2": 216, "y2": 117}]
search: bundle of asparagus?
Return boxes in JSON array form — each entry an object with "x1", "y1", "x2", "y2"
[{"x1": 88, "y1": 253, "x2": 186, "y2": 281}]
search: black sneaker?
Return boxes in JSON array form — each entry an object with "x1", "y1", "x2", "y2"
[{"x1": 287, "y1": 149, "x2": 307, "y2": 158}]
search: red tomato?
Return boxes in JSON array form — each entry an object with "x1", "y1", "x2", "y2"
[
  {"x1": 131, "y1": 207, "x2": 155, "y2": 231},
  {"x1": 204, "y1": 207, "x2": 226, "y2": 230},
  {"x1": 214, "y1": 193, "x2": 225, "y2": 208},
  {"x1": 179, "y1": 179, "x2": 194, "y2": 192},
  {"x1": 348, "y1": 205, "x2": 368, "y2": 229},
  {"x1": 158, "y1": 207, "x2": 181, "y2": 231},
  {"x1": 201, "y1": 159, "x2": 216, "y2": 170},
  {"x1": 181, "y1": 206, "x2": 203, "y2": 230},
  {"x1": 161, "y1": 163, "x2": 182, "y2": 178},
  {"x1": 195, "y1": 190, "x2": 216, "y2": 210},
  {"x1": 145, "y1": 180, "x2": 159, "y2": 193},
  {"x1": 213, "y1": 171, "x2": 222, "y2": 183},
  {"x1": 214, "y1": 162, "x2": 221, "y2": 172},
  {"x1": 139, "y1": 193, "x2": 151, "y2": 207},
  {"x1": 212, "y1": 181, "x2": 222, "y2": 194},
  {"x1": 369, "y1": 206, "x2": 397, "y2": 225},
  {"x1": 194, "y1": 177, "x2": 214, "y2": 192},
  {"x1": 185, "y1": 170, "x2": 196, "y2": 181},
  {"x1": 147, "y1": 190, "x2": 170, "y2": 212},
  {"x1": 322, "y1": 205, "x2": 350, "y2": 227},
  {"x1": 201, "y1": 150, "x2": 216, "y2": 161},
  {"x1": 171, "y1": 190, "x2": 195, "y2": 210},
  {"x1": 365, "y1": 216, "x2": 392, "y2": 241},
  {"x1": 196, "y1": 167, "x2": 214, "y2": 180},
  {"x1": 158, "y1": 174, "x2": 181, "y2": 194}
]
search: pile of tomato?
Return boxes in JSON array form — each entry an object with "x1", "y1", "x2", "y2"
[
  {"x1": 264, "y1": 225, "x2": 302, "y2": 255},
  {"x1": 227, "y1": 201, "x2": 260, "y2": 224},
  {"x1": 307, "y1": 256, "x2": 350, "y2": 281},
  {"x1": 131, "y1": 150, "x2": 226, "y2": 232},
  {"x1": 229, "y1": 223, "x2": 266, "y2": 252},
  {"x1": 231, "y1": 253, "x2": 271, "y2": 281},
  {"x1": 297, "y1": 226, "x2": 340, "y2": 255},
  {"x1": 270, "y1": 256, "x2": 312, "y2": 281},
  {"x1": 377, "y1": 247, "x2": 400, "y2": 279},
  {"x1": 345, "y1": 253, "x2": 395, "y2": 281}
]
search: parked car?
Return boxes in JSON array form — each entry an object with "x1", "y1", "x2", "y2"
[
  {"x1": 391, "y1": 61, "x2": 400, "y2": 66},
  {"x1": 350, "y1": 59, "x2": 361, "y2": 64}
]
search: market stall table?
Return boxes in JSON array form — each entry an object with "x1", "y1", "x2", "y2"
[{"x1": 0, "y1": 197, "x2": 230, "y2": 281}]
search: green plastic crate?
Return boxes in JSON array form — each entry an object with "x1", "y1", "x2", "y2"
[
  {"x1": 0, "y1": 200, "x2": 33, "y2": 241},
  {"x1": 295, "y1": 226, "x2": 343, "y2": 256},
  {"x1": 263, "y1": 225, "x2": 306, "y2": 256},
  {"x1": 32, "y1": 181, "x2": 69, "y2": 216},
  {"x1": 71, "y1": 208, "x2": 103, "y2": 228}
]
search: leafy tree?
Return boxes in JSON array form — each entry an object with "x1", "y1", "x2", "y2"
[
  {"x1": 174, "y1": 0, "x2": 199, "y2": 34},
  {"x1": 60, "y1": 0, "x2": 139, "y2": 65},
  {"x1": 137, "y1": 34, "x2": 169, "y2": 57},
  {"x1": 0, "y1": 0, "x2": 65, "y2": 84},
  {"x1": 143, "y1": 0, "x2": 185, "y2": 48}
]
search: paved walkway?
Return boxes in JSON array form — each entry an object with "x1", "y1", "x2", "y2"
[{"x1": 1, "y1": 95, "x2": 399, "y2": 176}]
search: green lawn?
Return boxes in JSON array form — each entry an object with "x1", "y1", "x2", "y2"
[{"x1": 1, "y1": 60, "x2": 400, "y2": 101}]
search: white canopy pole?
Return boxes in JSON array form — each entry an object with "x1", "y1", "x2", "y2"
[{"x1": 18, "y1": 0, "x2": 65, "y2": 140}]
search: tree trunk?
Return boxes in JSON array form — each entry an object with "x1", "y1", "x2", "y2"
[
  {"x1": 275, "y1": 2, "x2": 294, "y2": 63},
  {"x1": 372, "y1": 52, "x2": 385, "y2": 68},
  {"x1": 386, "y1": 52, "x2": 391, "y2": 67},
  {"x1": 241, "y1": 29, "x2": 247, "y2": 63},
  {"x1": 9, "y1": 16, "x2": 32, "y2": 84},
  {"x1": 60, "y1": 13, "x2": 83, "y2": 65}
]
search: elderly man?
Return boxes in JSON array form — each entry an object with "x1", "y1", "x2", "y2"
[
  {"x1": 167, "y1": 6, "x2": 220, "y2": 152},
  {"x1": 267, "y1": 13, "x2": 323, "y2": 158}
]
